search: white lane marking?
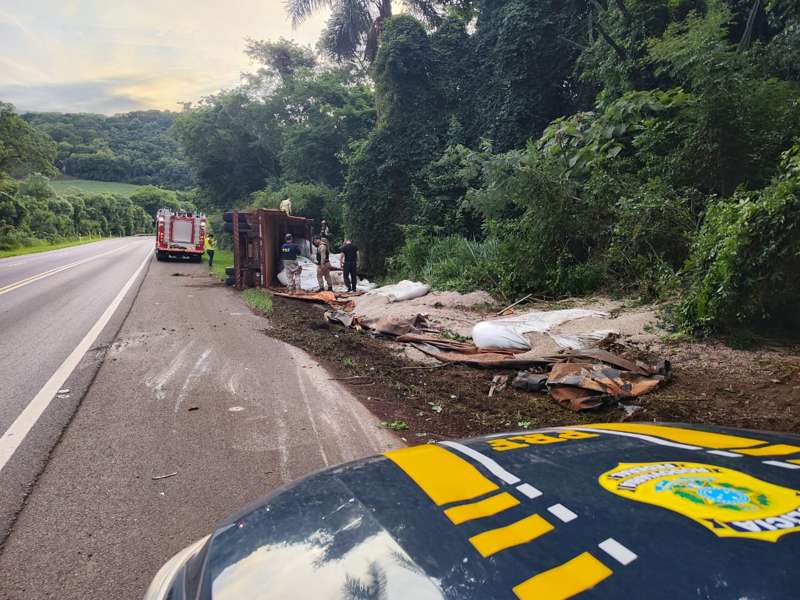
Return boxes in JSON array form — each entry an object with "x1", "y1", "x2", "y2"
[
  {"x1": 707, "y1": 450, "x2": 742, "y2": 457},
  {"x1": 548, "y1": 503, "x2": 578, "y2": 522},
  {"x1": 599, "y1": 538, "x2": 638, "y2": 565},
  {"x1": 763, "y1": 460, "x2": 800, "y2": 470},
  {"x1": 566, "y1": 427, "x2": 701, "y2": 450},
  {"x1": 0, "y1": 242, "x2": 135, "y2": 296},
  {"x1": 516, "y1": 483, "x2": 543, "y2": 499},
  {"x1": 439, "y1": 441, "x2": 521, "y2": 485},
  {"x1": 0, "y1": 249, "x2": 151, "y2": 473}
]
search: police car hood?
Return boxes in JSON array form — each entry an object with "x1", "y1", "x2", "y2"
[{"x1": 200, "y1": 423, "x2": 800, "y2": 599}]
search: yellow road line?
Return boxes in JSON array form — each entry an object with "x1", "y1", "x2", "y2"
[
  {"x1": 733, "y1": 443, "x2": 800, "y2": 457},
  {"x1": 0, "y1": 243, "x2": 134, "y2": 297},
  {"x1": 385, "y1": 445, "x2": 499, "y2": 506},
  {"x1": 512, "y1": 552, "x2": 613, "y2": 600},
  {"x1": 584, "y1": 423, "x2": 765, "y2": 449},
  {"x1": 444, "y1": 492, "x2": 520, "y2": 525},
  {"x1": 469, "y1": 513, "x2": 553, "y2": 558}
]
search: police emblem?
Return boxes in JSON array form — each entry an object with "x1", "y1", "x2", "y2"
[{"x1": 598, "y1": 462, "x2": 800, "y2": 542}]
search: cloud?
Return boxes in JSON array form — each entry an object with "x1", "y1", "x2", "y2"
[{"x1": 0, "y1": 0, "x2": 331, "y2": 114}]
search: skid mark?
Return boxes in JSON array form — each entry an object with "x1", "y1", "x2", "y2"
[
  {"x1": 174, "y1": 349, "x2": 212, "y2": 413},
  {"x1": 144, "y1": 343, "x2": 193, "y2": 401}
]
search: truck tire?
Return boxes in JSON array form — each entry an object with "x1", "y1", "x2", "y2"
[
  {"x1": 225, "y1": 267, "x2": 235, "y2": 276},
  {"x1": 156, "y1": 251, "x2": 166, "y2": 261},
  {"x1": 223, "y1": 211, "x2": 233, "y2": 223},
  {"x1": 225, "y1": 276, "x2": 236, "y2": 286},
  {"x1": 191, "y1": 254, "x2": 202, "y2": 263}
]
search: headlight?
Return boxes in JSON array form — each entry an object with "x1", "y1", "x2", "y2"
[{"x1": 143, "y1": 535, "x2": 209, "y2": 600}]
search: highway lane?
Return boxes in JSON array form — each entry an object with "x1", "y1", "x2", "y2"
[{"x1": 0, "y1": 236, "x2": 154, "y2": 540}]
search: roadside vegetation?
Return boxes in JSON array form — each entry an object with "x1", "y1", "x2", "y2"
[
  {"x1": 0, "y1": 236, "x2": 105, "y2": 259},
  {"x1": 209, "y1": 249, "x2": 233, "y2": 281},
  {"x1": 241, "y1": 288, "x2": 274, "y2": 316},
  {"x1": 47, "y1": 178, "x2": 144, "y2": 197},
  {"x1": 166, "y1": 0, "x2": 800, "y2": 340}
]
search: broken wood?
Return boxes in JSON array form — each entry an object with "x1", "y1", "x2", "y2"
[{"x1": 496, "y1": 294, "x2": 533, "y2": 316}]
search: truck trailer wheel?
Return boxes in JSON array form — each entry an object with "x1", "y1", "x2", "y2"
[{"x1": 156, "y1": 251, "x2": 166, "y2": 261}]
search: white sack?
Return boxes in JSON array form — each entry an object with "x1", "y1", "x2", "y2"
[
  {"x1": 369, "y1": 280, "x2": 431, "y2": 303},
  {"x1": 550, "y1": 330, "x2": 618, "y2": 350},
  {"x1": 471, "y1": 321, "x2": 532, "y2": 351},
  {"x1": 472, "y1": 308, "x2": 608, "y2": 350}
]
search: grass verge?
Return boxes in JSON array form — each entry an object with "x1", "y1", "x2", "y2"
[
  {"x1": 0, "y1": 236, "x2": 106, "y2": 259},
  {"x1": 209, "y1": 249, "x2": 233, "y2": 280},
  {"x1": 242, "y1": 288, "x2": 273, "y2": 316},
  {"x1": 48, "y1": 178, "x2": 144, "y2": 196}
]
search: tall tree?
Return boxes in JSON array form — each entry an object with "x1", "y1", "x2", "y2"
[{"x1": 0, "y1": 103, "x2": 57, "y2": 178}]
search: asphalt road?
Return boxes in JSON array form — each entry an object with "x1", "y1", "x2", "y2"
[
  {"x1": 0, "y1": 237, "x2": 154, "y2": 541},
  {"x1": 0, "y1": 249, "x2": 400, "y2": 599}
]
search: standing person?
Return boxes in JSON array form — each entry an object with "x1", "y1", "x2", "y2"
[
  {"x1": 313, "y1": 236, "x2": 333, "y2": 291},
  {"x1": 319, "y1": 219, "x2": 331, "y2": 239},
  {"x1": 279, "y1": 198, "x2": 292, "y2": 215},
  {"x1": 339, "y1": 239, "x2": 359, "y2": 292},
  {"x1": 205, "y1": 233, "x2": 216, "y2": 267},
  {"x1": 280, "y1": 233, "x2": 302, "y2": 293}
]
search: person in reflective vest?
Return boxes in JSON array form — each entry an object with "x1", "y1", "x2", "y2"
[
  {"x1": 205, "y1": 234, "x2": 216, "y2": 267},
  {"x1": 280, "y1": 233, "x2": 302, "y2": 292}
]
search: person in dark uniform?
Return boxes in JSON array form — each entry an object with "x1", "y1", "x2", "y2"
[
  {"x1": 339, "y1": 239, "x2": 359, "y2": 292},
  {"x1": 280, "y1": 233, "x2": 302, "y2": 292}
]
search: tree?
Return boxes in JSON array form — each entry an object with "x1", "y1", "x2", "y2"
[
  {"x1": 0, "y1": 103, "x2": 57, "y2": 178},
  {"x1": 286, "y1": 0, "x2": 445, "y2": 63}
]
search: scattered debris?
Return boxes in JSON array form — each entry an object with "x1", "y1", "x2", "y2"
[
  {"x1": 272, "y1": 290, "x2": 354, "y2": 312},
  {"x1": 171, "y1": 273, "x2": 189, "y2": 277},
  {"x1": 511, "y1": 372, "x2": 548, "y2": 392},
  {"x1": 228, "y1": 406, "x2": 245, "y2": 412},
  {"x1": 151, "y1": 472, "x2": 178, "y2": 480},
  {"x1": 187, "y1": 406, "x2": 199, "y2": 412},
  {"x1": 496, "y1": 294, "x2": 533, "y2": 316},
  {"x1": 488, "y1": 375, "x2": 508, "y2": 397},
  {"x1": 381, "y1": 420, "x2": 409, "y2": 431},
  {"x1": 58, "y1": 388, "x2": 70, "y2": 394},
  {"x1": 359, "y1": 314, "x2": 432, "y2": 337}
]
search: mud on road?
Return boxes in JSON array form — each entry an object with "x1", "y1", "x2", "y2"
[{"x1": 267, "y1": 296, "x2": 800, "y2": 442}]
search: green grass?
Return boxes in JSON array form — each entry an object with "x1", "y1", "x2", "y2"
[
  {"x1": 242, "y1": 288, "x2": 273, "y2": 316},
  {"x1": 209, "y1": 249, "x2": 233, "y2": 280},
  {"x1": 49, "y1": 178, "x2": 144, "y2": 197},
  {"x1": 0, "y1": 236, "x2": 106, "y2": 259}
]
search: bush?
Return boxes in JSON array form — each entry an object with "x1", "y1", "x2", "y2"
[
  {"x1": 679, "y1": 173, "x2": 800, "y2": 332},
  {"x1": 388, "y1": 228, "x2": 502, "y2": 295}
]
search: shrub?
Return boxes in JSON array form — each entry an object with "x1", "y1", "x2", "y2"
[{"x1": 679, "y1": 172, "x2": 800, "y2": 332}]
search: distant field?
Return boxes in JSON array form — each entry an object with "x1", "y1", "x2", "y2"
[{"x1": 49, "y1": 178, "x2": 144, "y2": 196}]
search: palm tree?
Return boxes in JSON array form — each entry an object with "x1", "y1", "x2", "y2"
[{"x1": 285, "y1": 0, "x2": 443, "y2": 63}]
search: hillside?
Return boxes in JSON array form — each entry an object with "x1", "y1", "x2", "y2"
[{"x1": 22, "y1": 110, "x2": 195, "y2": 189}]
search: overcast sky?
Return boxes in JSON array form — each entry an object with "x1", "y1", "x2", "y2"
[{"x1": 0, "y1": 0, "x2": 329, "y2": 114}]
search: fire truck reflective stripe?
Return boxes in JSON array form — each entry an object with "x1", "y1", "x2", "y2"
[
  {"x1": 439, "y1": 441, "x2": 522, "y2": 485},
  {"x1": 574, "y1": 423, "x2": 764, "y2": 449},
  {"x1": 444, "y1": 492, "x2": 520, "y2": 525},
  {"x1": 468, "y1": 513, "x2": 554, "y2": 558},
  {"x1": 707, "y1": 450, "x2": 743, "y2": 457},
  {"x1": 733, "y1": 444, "x2": 800, "y2": 457},
  {"x1": 516, "y1": 483, "x2": 543, "y2": 499},
  {"x1": 512, "y1": 552, "x2": 613, "y2": 600},
  {"x1": 763, "y1": 460, "x2": 800, "y2": 470},
  {"x1": 598, "y1": 538, "x2": 638, "y2": 565},
  {"x1": 547, "y1": 504, "x2": 578, "y2": 523},
  {"x1": 385, "y1": 445, "x2": 498, "y2": 506}
]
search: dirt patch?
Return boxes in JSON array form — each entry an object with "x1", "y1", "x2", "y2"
[{"x1": 265, "y1": 296, "x2": 800, "y2": 443}]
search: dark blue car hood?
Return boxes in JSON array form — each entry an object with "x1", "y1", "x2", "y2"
[{"x1": 187, "y1": 423, "x2": 800, "y2": 599}]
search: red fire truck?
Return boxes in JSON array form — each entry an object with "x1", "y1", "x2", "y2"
[{"x1": 155, "y1": 208, "x2": 207, "y2": 261}]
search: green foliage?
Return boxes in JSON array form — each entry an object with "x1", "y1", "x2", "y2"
[
  {"x1": 343, "y1": 16, "x2": 446, "y2": 274},
  {"x1": 22, "y1": 110, "x2": 194, "y2": 188},
  {"x1": 242, "y1": 288, "x2": 274, "y2": 316},
  {"x1": 680, "y1": 162, "x2": 800, "y2": 332},
  {"x1": 251, "y1": 182, "x2": 342, "y2": 238},
  {"x1": 48, "y1": 178, "x2": 145, "y2": 197},
  {"x1": 0, "y1": 175, "x2": 152, "y2": 250},
  {"x1": 129, "y1": 186, "x2": 195, "y2": 219},
  {"x1": 0, "y1": 103, "x2": 57, "y2": 178}
]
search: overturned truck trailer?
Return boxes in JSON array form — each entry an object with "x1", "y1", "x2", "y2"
[{"x1": 224, "y1": 209, "x2": 314, "y2": 289}]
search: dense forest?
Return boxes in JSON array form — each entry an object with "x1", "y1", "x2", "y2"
[
  {"x1": 0, "y1": 103, "x2": 194, "y2": 247},
  {"x1": 23, "y1": 111, "x2": 195, "y2": 189},
  {"x1": 173, "y1": 0, "x2": 799, "y2": 334}
]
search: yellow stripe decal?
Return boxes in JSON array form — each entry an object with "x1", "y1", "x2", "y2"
[
  {"x1": 788, "y1": 459, "x2": 800, "y2": 465},
  {"x1": 733, "y1": 444, "x2": 800, "y2": 457},
  {"x1": 385, "y1": 445, "x2": 498, "y2": 506},
  {"x1": 469, "y1": 513, "x2": 553, "y2": 558},
  {"x1": 512, "y1": 552, "x2": 613, "y2": 600},
  {"x1": 586, "y1": 423, "x2": 764, "y2": 449},
  {"x1": 444, "y1": 492, "x2": 520, "y2": 525}
]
